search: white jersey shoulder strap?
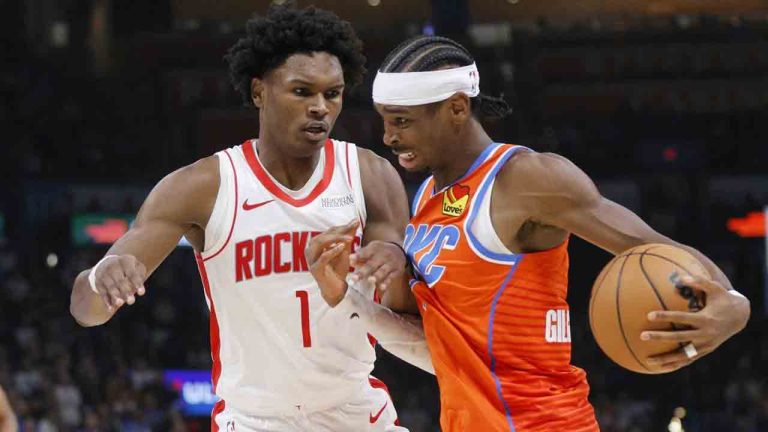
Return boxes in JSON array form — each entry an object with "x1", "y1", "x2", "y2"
[{"x1": 201, "y1": 148, "x2": 238, "y2": 259}]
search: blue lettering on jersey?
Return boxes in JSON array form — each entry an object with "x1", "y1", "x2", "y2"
[{"x1": 404, "y1": 223, "x2": 461, "y2": 287}]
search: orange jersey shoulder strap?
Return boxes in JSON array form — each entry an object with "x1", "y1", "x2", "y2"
[{"x1": 410, "y1": 143, "x2": 527, "y2": 217}]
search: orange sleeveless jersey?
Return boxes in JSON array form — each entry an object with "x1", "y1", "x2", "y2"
[{"x1": 406, "y1": 144, "x2": 598, "y2": 431}]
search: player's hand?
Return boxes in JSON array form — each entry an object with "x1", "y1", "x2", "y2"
[
  {"x1": 641, "y1": 275, "x2": 750, "y2": 371},
  {"x1": 306, "y1": 220, "x2": 359, "y2": 307},
  {"x1": 90, "y1": 255, "x2": 147, "y2": 312},
  {"x1": 350, "y1": 241, "x2": 407, "y2": 292}
]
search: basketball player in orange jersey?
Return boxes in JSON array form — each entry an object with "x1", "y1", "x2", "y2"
[
  {"x1": 68, "y1": 6, "x2": 431, "y2": 431},
  {"x1": 308, "y1": 35, "x2": 751, "y2": 432}
]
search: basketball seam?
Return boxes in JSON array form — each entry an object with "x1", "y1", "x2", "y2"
[
  {"x1": 639, "y1": 252, "x2": 688, "y2": 353},
  {"x1": 589, "y1": 256, "x2": 619, "y2": 336},
  {"x1": 615, "y1": 255, "x2": 651, "y2": 372},
  {"x1": 639, "y1": 251, "x2": 671, "y2": 311},
  {"x1": 624, "y1": 251, "x2": 705, "y2": 298},
  {"x1": 633, "y1": 252, "x2": 699, "y2": 277},
  {"x1": 616, "y1": 250, "x2": 700, "y2": 275},
  {"x1": 589, "y1": 247, "x2": 650, "y2": 338}
]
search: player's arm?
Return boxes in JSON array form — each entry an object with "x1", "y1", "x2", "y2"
[
  {"x1": 70, "y1": 156, "x2": 219, "y2": 327},
  {"x1": 0, "y1": 387, "x2": 17, "y2": 432},
  {"x1": 495, "y1": 151, "x2": 750, "y2": 368},
  {"x1": 338, "y1": 283, "x2": 434, "y2": 374},
  {"x1": 306, "y1": 227, "x2": 434, "y2": 374},
  {"x1": 354, "y1": 148, "x2": 418, "y2": 313}
]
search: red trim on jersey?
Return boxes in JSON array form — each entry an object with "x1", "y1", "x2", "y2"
[
  {"x1": 366, "y1": 289, "x2": 382, "y2": 347},
  {"x1": 203, "y1": 150, "x2": 239, "y2": 262},
  {"x1": 341, "y1": 142, "x2": 366, "y2": 231},
  {"x1": 195, "y1": 253, "x2": 222, "y2": 395},
  {"x1": 369, "y1": 377, "x2": 400, "y2": 426},
  {"x1": 345, "y1": 143, "x2": 353, "y2": 188},
  {"x1": 242, "y1": 139, "x2": 335, "y2": 207},
  {"x1": 211, "y1": 399, "x2": 225, "y2": 432},
  {"x1": 367, "y1": 333, "x2": 378, "y2": 347},
  {"x1": 345, "y1": 143, "x2": 366, "y2": 232}
]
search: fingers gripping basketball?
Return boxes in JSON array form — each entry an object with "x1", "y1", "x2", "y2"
[{"x1": 589, "y1": 244, "x2": 710, "y2": 374}]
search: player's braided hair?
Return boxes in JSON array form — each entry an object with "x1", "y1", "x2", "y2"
[
  {"x1": 225, "y1": 4, "x2": 367, "y2": 106},
  {"x1": 379, "y1": 36, "x2": 512, "y2": 119}
]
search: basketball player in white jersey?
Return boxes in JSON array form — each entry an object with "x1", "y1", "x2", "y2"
[{"x1": 69, "y1": 5, "x2": 428, "y2": 431}]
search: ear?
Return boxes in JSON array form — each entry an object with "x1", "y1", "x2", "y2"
[
  {"x1": 251, "y1": 77, "x2": 264, "y2": 108},
  {"x1": 446, "y1": 93, "x2": 471, "y2": 125}
]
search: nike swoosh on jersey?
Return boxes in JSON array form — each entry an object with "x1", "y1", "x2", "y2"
[
  {"x1": 242, "y1": 199, "x2": 275, "y2": 211},
  {"x1": 369, "y1": 401, "x2": 388, "y2": 424}
]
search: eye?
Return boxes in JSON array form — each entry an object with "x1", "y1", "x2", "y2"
[
  {"x1": 395, "y1": 117, "x2": 410, "y2": 127},
  {"x1": 293, "y1": 88, "x2": 310, "y2": 96},
  {"x1": 324, "y1": 89, "x2": 341, "y2": 99}
]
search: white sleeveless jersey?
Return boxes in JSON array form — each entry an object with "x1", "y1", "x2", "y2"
[{"x1": 194, "y1": 139, "x2": 377, "y2": 416}]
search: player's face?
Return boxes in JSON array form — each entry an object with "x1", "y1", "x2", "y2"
[
  {"x1": 374, "y1": 102, "x2": 453, "y2": 173},
  {"x1": 375, "y1": 104, "x2": 432, "y2": 173},
  {"x1": 257, "y1": 52, "x2": 345, "y2": 156}
]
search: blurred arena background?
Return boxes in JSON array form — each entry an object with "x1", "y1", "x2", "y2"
[{"x1": 1, "y1": 0, "x2": 767, "y2": 430}]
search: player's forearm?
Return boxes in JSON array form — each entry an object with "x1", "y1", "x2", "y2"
[
  {"x1": 70, "y1": 270, "x2": 115, "y2": 327},
  {"x1": 337, "y1": 285, "x2": 435, "y2": 374}
]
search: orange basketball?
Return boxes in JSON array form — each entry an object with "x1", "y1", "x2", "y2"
[{"x1": 589, "y1": 244, "x2": 710, "y2": 374}]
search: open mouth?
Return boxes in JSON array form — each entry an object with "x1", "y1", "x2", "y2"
[
  {"x1": 392, "y1": 149, "x2": 414, "y2": 159},
  {"x1": 392, "y1": 149, "x2": 418, "y2": 168},
  {"x1": 303, "y1": 122, "x2": 329, "y2": 140}
]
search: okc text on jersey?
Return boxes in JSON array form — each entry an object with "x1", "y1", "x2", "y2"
[{"x1": 404, "y1": 223, "x2": 461, "y2": 287}]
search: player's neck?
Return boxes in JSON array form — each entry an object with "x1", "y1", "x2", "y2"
[
  {"x1": 431, "y1": 122, "x2": 492, "y2": 191},
  {"x1": 254, "y1": 136, "x2": 322, "y2": 191}
]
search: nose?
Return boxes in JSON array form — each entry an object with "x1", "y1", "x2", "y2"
[
  {"x1": 308, "y1": 94, "x2": 329, "y2": 118},
  {"x1": 383, "y1": 124, "x2": 399, "y2": 148}
]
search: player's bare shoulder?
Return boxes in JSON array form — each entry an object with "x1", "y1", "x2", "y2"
[
  {"x1": 497, "y1": 150, "x2": 575, "y2": 190},
  {"x1": 356, "y1": 147, "x2": 397, "y2": 180},
  {"x1": 496, "y1": 150, "x2": 600, "y2": 211},
  {"x1": 355, "y1": 147, "x2": 406, "y2": 201}
]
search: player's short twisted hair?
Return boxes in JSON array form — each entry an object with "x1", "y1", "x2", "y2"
[
  {"x1": 380, "y1": 36, "x2": 512, "y2": 119},
  {"x1": 225, "y1": 4, "x2": 367, "y2": 106}
]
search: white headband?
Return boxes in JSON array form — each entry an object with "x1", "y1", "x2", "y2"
[{"x1": 372, "y1": 63, "x2": 480, "y2": 106}]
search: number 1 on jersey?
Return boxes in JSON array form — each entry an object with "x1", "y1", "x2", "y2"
[{"x1": 295, "y1": 290, "x2": 312, "y2": 347}]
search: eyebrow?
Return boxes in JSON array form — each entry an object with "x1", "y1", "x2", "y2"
[{"x1": 287, "y1": 78, "x2": 344, "y2": 88}]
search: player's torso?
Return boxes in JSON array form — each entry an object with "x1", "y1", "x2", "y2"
[
  {"x1": 196, "y1": 139, "x2": 376, "y2": 415},
  {"x1": 408, "y1": 143, "x2": 597, "y2": 431}
]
